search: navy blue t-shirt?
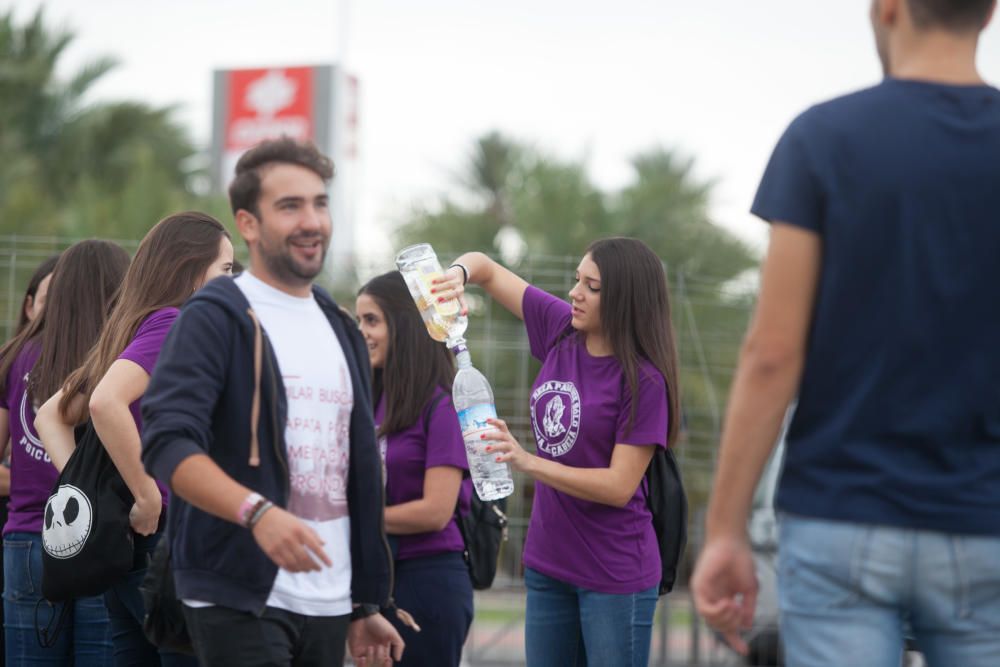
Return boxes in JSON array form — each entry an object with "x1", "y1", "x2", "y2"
[{"x1": 752, "y1": 78, "x2": 1000, "y2": 535}]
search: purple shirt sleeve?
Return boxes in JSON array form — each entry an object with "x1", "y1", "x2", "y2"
[
  {"x1": 118, "y1": 308, "x2": 179, "y2": 375},
  {"x1": 423, "y1": 391, "x2": 468, "y2": 471},
  {"x1": 522, "y1": 286, "x2": 573, "y2": 362},
  {"x1": 614, "y1": 362, "x2": 668, "y2": 449}
]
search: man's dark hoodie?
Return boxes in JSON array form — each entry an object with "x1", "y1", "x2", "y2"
[{"x1": 141, "y1": 276, "x2": 392, "y2": 614}]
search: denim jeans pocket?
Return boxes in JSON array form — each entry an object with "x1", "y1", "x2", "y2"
[
  {"x1": 3, "y1": 538, "x2": 37, "y2": 602},
  {"x1": 950, "y1": 535, "x2": 1000, "y2": 627},
  {"x1": 778, "y1": 515, "x2": 871, "y2": 612}
]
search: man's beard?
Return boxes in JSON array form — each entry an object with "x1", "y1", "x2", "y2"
[{"x1": 260, "y1": 234, "x2": 329, "y2": 285}]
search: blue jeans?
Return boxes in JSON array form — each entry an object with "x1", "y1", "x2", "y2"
[
  {"x1": 779, "y1": 514, "x2": 1000, "y2": 667},
  {"x1": 524, "y1": 567, "x2": 658, "y2": 667},
  {"x1": 3, "y1": 532, "x2": 112, "y2": 665},
  {"x1": 385, "y1": 552, "x2": 473, "y2": 667},
  {"x1": 103, "y1": 532, "x2": 197, "y2": 667}
]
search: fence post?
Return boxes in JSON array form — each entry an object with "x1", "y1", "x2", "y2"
[
  {"x1": 658, "y1": 595, "x2": 669, "y2": 665},
  {"x1": 5, "y1": 234, "x2": 17, "y2": 340}
]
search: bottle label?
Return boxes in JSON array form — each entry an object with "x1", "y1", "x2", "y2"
[{"x1": 457, "y1": 404, "x2": 498, "y2": 436}]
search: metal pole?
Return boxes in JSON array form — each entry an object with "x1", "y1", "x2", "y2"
[
  {"x1": 690, "y1": 594, "x2": 701, "y2": 665},
  {"x1": 339, "y1": 0, "x2": 351, "y2": 66},
  {"x1": 5, "y1": 235, "x2": 17, "y2": 340},
  {"x1": 658, "y1": 596, "x2": 669, "y2": 665}
]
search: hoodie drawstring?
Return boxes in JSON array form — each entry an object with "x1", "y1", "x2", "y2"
[{"x1": 247, "y1": 308, "x2": 263, "y2": 467}]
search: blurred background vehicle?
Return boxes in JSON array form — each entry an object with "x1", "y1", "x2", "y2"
[{"x1": 724, "y1": 433, "x2": 926, "y2": 667}]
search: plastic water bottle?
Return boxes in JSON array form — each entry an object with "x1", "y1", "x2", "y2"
[
  {"x1": 395, "y1": 243, "x2": 468, "y2": 346},
  {"x1": 452, "y1": 344, "x2": 514, "y2": 501}
]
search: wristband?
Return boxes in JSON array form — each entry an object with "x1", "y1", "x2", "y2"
[
  {"x1": 248, "y1": 501, "x2": 275, "y2": 529},
  {"x1": 350, "y1": 603, "x2": 381, "y2": 622},
  {"x1": 449, "y1": 262, "x2": 469, "y2": 286},
  {"x1": 238, "y1": 492, "x2": 265, "y2": 528}
]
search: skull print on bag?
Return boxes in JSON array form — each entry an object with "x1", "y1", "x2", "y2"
[{"x1": 42, "y1": 484, "x2": 93, "y2": 559}]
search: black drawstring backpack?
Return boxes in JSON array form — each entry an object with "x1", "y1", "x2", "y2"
[
  {"x1": 41, "y1": 420, "x2": 134, "y2": 601},
  {"x1": 645, "y1": 447, "x2": 688, "y2": 595},
  {"x1": 456, "y1": 494, "x2": 508, "y2": 590},
  {"x1": 421, "y1": 392, "x2": 509, "y2": 590}
]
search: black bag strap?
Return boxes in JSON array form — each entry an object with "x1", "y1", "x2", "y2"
[{"x1": 35, "y1": 598, "x2": 71, "y2": 649}]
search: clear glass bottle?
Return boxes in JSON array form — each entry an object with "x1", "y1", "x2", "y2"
[
  {"x1": 451, "y1": 343, "x2": 514, "y2": 501},
  {"x1": 394, "y1": 243, "x2": 468, "y2": 348}
]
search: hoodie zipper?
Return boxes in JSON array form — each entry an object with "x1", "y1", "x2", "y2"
[
  {"x1": 337, "y1": 302, "x2": 399, "y2": 614},
  {"x1": 378, "y1": 478, "x2": 397, "y2": 609},
  {"x1": 261, "y1": 335, "x2": 290, "y2": 616},
  {"x1": 361, "y1": 338, "x2": 417, "y2": 628},
  {"x1": 250, "y1": 311, "x2": 289, "y2": 618}
]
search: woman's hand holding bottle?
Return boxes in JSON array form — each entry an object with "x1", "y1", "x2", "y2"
[
  {"x1": 432, "y1": 268, "x2": 469, "y2": 316},
  {"x1": 482, "y1": 418, "x2": 535, "y2": 474}
]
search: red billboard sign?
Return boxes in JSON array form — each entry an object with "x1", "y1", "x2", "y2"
[{"x1": 224, "y1": 67, "x2": 314, "y2": 151}]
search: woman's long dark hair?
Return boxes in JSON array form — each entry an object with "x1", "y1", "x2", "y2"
[
  {"x1": 59, "y1": 212, "x2": 229, "y2": 421},
  {"x1": 15, "y1": 254, "x2": 60, "y2": 334},
  {"x1": 0, "y1": 241, "x2": 130, "y2": 404},
  {"x1": 359, "y1": 271, "x2": 456, "y2": 437},
  {"x1": 587, "y1": 237, "x2": 681, "y2": 447}
]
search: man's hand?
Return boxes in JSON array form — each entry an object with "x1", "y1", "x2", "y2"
[
  {"x1": 348, "y1": 614, "x2": 405, "y2": 666},
  {"x1": 691, "y1": 535, "x2": 759, "y2": 655},
  {"x1": 250, "y1": 506, "x2": 332, "y2": 572}
]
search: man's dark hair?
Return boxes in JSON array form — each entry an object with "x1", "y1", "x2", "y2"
[
  {"x1": 907, "y1": 0, "x2": 994, "y2": 31},
  {"x1": 228, "y1": 137, "x2": 335, "y2": 216}
]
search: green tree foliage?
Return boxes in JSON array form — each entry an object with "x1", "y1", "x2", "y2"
[
  {"x1": 396, "y1": 132, "x2": 758, "y2": 528},
  {"x1": 0, "y1": 9, "x2": 229, "y2": 239}
]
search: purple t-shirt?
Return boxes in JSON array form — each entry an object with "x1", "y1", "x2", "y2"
[
  {"x1": 375, "y1": 387, "x2": 471, "y2": 561},
  {"x1": 521, "y1": 286, "x2": 669, "y2": 594},
  {"x1": 1, "y1": 342, "x2": 59, "y2": 535},
  {"x1": 118, "y1": 307, "x2": 179, "y2": 506}
]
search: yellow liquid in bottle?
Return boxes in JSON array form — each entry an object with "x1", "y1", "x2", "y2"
[
  {"x1": 417, "y1": 272, "x2": 459, "y2": 317},
  {"x1": 424, "y1": 318, "x2": 449, "y2": 342}
]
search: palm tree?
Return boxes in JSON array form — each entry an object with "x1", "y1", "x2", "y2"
[
  {"x1": 465, "y1": 131, "x2": 519, "y2": 229},
  {"x1": 616, "y1": 148, "x2": 754, "y2": 279},
  {"x1": 0, "y1": 9, "x2": 205, "y2": 237},
  {"x1": 0, "y1": 9, "x2": 116, "y2": 193},
  {"x1": 395, "y1": 133, "x2": 759, "y2": 515}
]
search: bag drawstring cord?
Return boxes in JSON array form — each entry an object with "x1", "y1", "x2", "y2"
[{"x1": 35, "y1": 597, "x2": 71, "y2": 648}]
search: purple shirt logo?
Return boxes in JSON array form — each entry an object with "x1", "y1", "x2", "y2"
[
  {"x1": 530, "y1": 380, "x2": 581, "y2": 457},
  {"x1": 19, "y1": 373, "x2": 51, "y2": 463}
]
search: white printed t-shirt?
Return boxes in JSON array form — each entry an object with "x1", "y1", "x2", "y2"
[{"x1": 236, "y1": 271, "x2": 354, "y2": 617}]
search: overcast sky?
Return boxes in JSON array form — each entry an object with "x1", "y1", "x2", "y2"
[{"x1": 9, "y1": 0, "x2": 1000, "y2": 259}]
